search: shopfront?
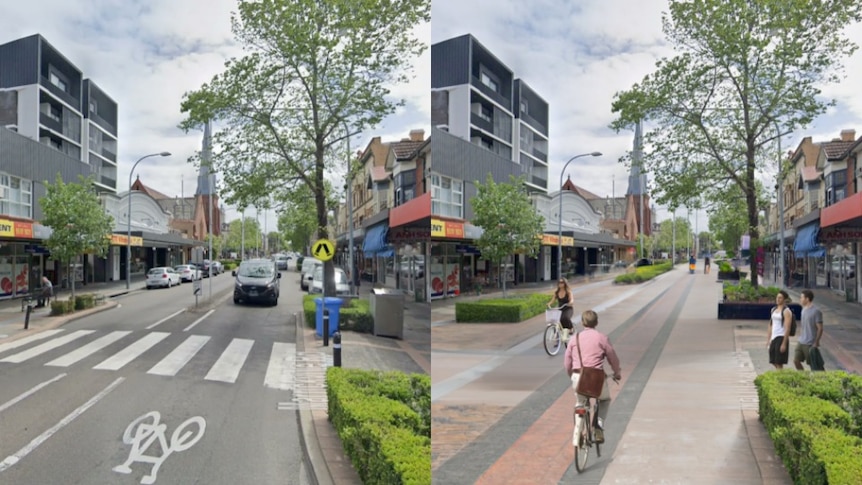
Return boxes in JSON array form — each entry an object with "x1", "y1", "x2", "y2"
[
  {"x1": 0, "y1": 217, "x2": 41, "y2": 299},
  {"x1": 820, "y1": 191, "x2": 862, "y2": 303},
  {"x1": 430, "y1": 217, "x2": 465, "y2": 300},
  {"x1": 792, "y1": 220, "x2": 826, "y2": 289},
  {"x1": 389, "y1": 193, "x2": 431, "y2": 301},
  {"x1": 362, "y1": 214, "x2": 394, "y2": 285}
]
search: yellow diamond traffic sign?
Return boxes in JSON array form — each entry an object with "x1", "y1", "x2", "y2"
[{"x1": 312, "y1": 238, "x2": 335, "y2": 262}]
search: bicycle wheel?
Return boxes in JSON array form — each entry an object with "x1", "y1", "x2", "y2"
[
  {"x1": 594, "y1": 410, "x2": 602, "y2": 458},
  {"x1": 543, "y1": 324, "x2": 561, "y2": 356},
  {"x1": 574, "y1": 409, "x2": 590, "y2": 472}
]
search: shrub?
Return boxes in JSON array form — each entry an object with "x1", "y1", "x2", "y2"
[
  {"x1": 614, "y1": 261, "x2": 672, "y2": 285},
  {"x1": 754, "y1": 371, "x2": 862, "y2": 484},
  {"x1": 74, "y1": 294, "x2": 96, "y2": 311},
  {"x1": 326, "y1": 368, "x2": 430, "y2": 485},
  {"x1": 302, "y1": 294, "x2": 374, "y2": 333},
  {"x1": 722, "y1": 280, "x2": 780, "y2": 302},
  {"x1": 50, "y1": 298, "x2": 75, "y2": 316},
  {"x1": 455, "y1": 293, "x2": 547, "y2": 323}
]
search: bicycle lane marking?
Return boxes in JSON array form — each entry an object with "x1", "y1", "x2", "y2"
[
  {"x1": 431, "y1": 276, "x2": 683, "y2": 484},
  {"x1": 473, "y1": 277, "x2": 694, "y2": 485},
  {"x1": 0, "y1": 377, "x2": 125, "y2": 473}
]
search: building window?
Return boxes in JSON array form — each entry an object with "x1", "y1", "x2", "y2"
[
  {"x1": 0, "y1": 172, "x2": 33, "y2": 218},
  {"x1": 89, "y1": 99, "x2": 97, "y2": 114},
  {"x1": 825, "y1": 171, "x2": 847, "y2": 206},
  {"x1": 520, "y1": 99, "x2": 528, "y2": 115},
  {"x1": 431, "y1": 174, "x2": 463, "y2": 218},
  {"x1": 49, "y1": 71, "x2": 67, "y2": 92},
  {"x1": 394, "y1": 170, "x2": 417, "y2": 206},
  {"x1": 480, "y1": 71, "x2": 498, "y2": 93},
  {"x1": 478, "y1": 104, "x2": 492, "y2": 122}
]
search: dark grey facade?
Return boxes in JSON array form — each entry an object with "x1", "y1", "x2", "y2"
[
  {"x1": 514, "y1": 80, "x2": 548, "y2": 137},
  {"x1": 0, "y1": 34, "x2": 84, "y2": 111}
]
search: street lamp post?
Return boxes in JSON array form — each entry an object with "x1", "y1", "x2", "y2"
[
  {"x1": 774, "y1": 120, "x2": 787, "y2": 287},
  {"x1": 558, "y1": 152, "x2": 602, "y2": 280},
  {"x1": 127, "y1": 152, "x2": 171, "y2": 290}
]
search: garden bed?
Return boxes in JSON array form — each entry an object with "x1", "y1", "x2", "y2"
[
  {"x1": 302, "y1": 294, "x2": 373, "y2": 333},
  {"x1": 614, "y1": 261, "x2": 674, "y2": 284},
  {"x1": 718, "y1": 280, "x2": 802, "y2": 320},
  {"x1": 454, "y1": 294, "x2": 546, "y2": 323}
]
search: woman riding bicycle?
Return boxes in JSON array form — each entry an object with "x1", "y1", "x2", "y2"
[
  {"x1": 564, "y1": 310, "x2": 621, "y2": 443},
  {"x1": 547, "y1": 278, "x2": 575, "y2": 341}
]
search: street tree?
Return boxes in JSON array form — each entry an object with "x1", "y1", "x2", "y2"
[
  {"x1": 653, "y1": 216, "x2": 693, "y2": 260},
  {"x1": 610, "y1": 0, "x2": 862, "y2": 286},
  {"x1": 277, "y1": 181, "x2": 335, "y2": 255},
  {"x1": 471, "y1": 174, "x2": 545, "y2": 297},
  {"x1": 222, "y1": 218, "x2": 262, "y2": 257},
  {"x1": 39, "y1": 174, "x2": 114, "y2": 301},
  {"x1": 178, "y1": 0, "x2": 430, "y2": 295}
]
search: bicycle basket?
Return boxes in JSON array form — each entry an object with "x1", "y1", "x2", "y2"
[{"x1": 545, "y1": 309, "x2": 562, "y2": 323}]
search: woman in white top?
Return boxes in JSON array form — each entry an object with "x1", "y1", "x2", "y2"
[{"x1": 767, "y1": 290, "x2": 793, "y2": 369}]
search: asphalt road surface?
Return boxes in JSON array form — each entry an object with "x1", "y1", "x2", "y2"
[{"x1": 0, "y1": 270, "x2": 312, "y2": 484}]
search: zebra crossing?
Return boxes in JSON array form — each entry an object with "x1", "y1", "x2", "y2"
[{"x1": 0, "y1": 329, "x2": 327, "y2": 392}]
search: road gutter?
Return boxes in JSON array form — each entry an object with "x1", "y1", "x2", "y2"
[{"x1": 294, "y1": 311, "x2": 333, "y2": 485}]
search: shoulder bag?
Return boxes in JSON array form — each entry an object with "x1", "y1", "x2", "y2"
[{"x1": 575, "y1": 332, "x2": 605, "y2": 398}]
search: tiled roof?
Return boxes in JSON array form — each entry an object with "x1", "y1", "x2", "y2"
[
  {"x1": 389, "y1": 140, "x2": 425, "y2": 160},
  {"x1": 371, "y1": 166, "x2": 390, "y2": 182},
  {"x1": 819, "y1": 140, "x2": 854, "y2": 160},
  {"x1": 800, "y1": 166, "x2": 822, "y2": 182}
]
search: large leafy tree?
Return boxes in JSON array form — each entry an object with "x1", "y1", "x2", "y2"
[
  {"x1": 471, "y1": 174, "x2": 545, "y2": 297},
  {"x1": 40, "y1": 175, "x2": 114, "y2": 300},
  {"x1": 610, "y1": 0, "x2": 862, "y2": 286},
  {"x1": 277, "y1": 181, "x2": 337, "y2": 255},
  {"x1": 221, "y1": 217, "x2": 262, "y2": 256},
  {"x1": 179, "y1": 0, "x2": 429, "y2": 295},
  {"x1": 653, "y1": 216, "x2": 693, "y2": 258}
]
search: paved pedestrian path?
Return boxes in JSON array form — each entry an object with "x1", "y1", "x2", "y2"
[{"x1": 428, "y1": 262, "x2": 862, "y2": 483}]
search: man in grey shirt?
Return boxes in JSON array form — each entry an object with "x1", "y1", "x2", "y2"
[{"x1": 794, "y1": 289, "x2": 824, "y2": 370}]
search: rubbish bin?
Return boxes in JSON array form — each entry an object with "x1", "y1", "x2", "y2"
[
  {"x1": 315, "y1": 297, "x2": 344, "y2": 337},
  {"x1": 371, "y1": 288, "x2": 404, "y2": 339}
]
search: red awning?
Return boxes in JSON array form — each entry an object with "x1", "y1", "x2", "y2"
[
  {"x1": 389, "y1": 193, "x2": 431, "y2": 228},
  {"x1": 821, "y1": 191, "x2": 862, "y2": 228}
]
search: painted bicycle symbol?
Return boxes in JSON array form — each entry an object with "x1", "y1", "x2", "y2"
[{"x1": 113, "y1": 411, "x2": 206, "y2": 484}]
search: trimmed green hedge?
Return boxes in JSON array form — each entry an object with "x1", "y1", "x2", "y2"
[
  {"x1": 326, "y1": 368, "x2": 430, "y2": 485},
  {"x1": 614, "y1": 261, "x2": 674, "y2": 284},
  {"x1": 455, "y1": 293, "x2": 547, "y2": 323},
  {"x1": 302, "y1": 294, "x2": 374, "y2": 333},
  {"x1": 754, "y1": 371, "x2": 862, "y2": 484},
  {"x1": 51, "y1": 294, "x2": 98, "y2": 316}
]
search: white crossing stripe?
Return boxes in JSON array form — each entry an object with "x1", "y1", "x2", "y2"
[
  {"x1": 92, "y1": 332, "x2": 170, "y2": 371},
  {"x1": 147, "y1": 335, "x2": 211, "y2": 376},
  {"x1": 45, "y1": 331, "x2": 132, "y2": 367},
  {"x1": 204, "y1": 338, "x2": 254, "y2": 384},
  {"x1": 0, "y1": 330, "x2": 95, "y2": 364},
  {"x1": 264, "y1": 342, "x2": 297, "y2": 391},
  {"x1": 0, "y1": 330, "x2": 65, "y2": 356}
]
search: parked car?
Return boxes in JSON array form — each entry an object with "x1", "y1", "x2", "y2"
[
  {"x1": 233, "y1": 258, "x2": 281, "y2": 306},
  {"x1": 175, "y1": 264, "x2": 201, "y2": 282},
  {"x1": 212, "y1": 260, "x2": 223, "y2": 275},
  {"x1": 309, "y1": 267, "x2": 350, "y2": 295},
  {"x1": 146, "y1": 267, "x2": 181, "y2": 289},
  {"x1": 300, "y1": 258, "x2": 322, "y2": 291},
  {"x1": 613, "y1": 260, "x2": 628, "y2": 268},
  {"x1": 275, "y1": 254, "x2": 290, "y2": 270},
  {"x1": 633, "y1": 258, "x2": 653, "y2": 268}
]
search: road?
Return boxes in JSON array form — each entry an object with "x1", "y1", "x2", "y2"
[{"x1": 0, "y1": 269, "x2": 313, "y2": 484}]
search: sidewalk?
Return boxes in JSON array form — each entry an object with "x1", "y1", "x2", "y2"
[{"x1": 296, "y1": 282, "x2": 430, "y2": 485}]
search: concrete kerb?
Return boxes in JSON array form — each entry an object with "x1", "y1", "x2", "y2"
[
  {"x1": 294, "y1": 310, "x2": 335, "y2": 485},
  {"x1": 0, "y1": 299, "x2": 120, "y2": 344}
]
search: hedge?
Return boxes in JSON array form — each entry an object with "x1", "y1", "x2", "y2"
[
  {"x1": 51, "y1": 294, "x2": 99, "y2": 316},
  {"x1": 454, "y1": 293, "x2": 547, "y2": 323},
  {"x1": 302, "y1": 294, "x2": 374, "y2": 333},
  {"x1": 754, "y1": 371, "x2": 862, "y2": 484},
  {"x1": 614, "y1": 261, "x2": 673, "y2": 285},
  {"x1": 326, "y1": 368, "x2": 431, "y2": 485}
]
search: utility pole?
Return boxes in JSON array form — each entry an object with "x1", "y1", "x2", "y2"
[
  {"x1": 240, "y1": 208, "x2": 245, "y2": 261},
  {"x1": 775, "y1": 120, "x2": 786, "y2": 287},
  {"x1": 671, "y1": 209, "x2": 676, "y2": 265}
]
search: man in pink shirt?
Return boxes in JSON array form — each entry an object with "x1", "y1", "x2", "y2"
[{"x1": 564, "y1": 310, "x2": 621, "y2": 443}]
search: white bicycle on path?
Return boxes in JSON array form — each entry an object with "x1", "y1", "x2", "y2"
[{"x1": 543, "y1": 306, "x2": 573, "y2": 356}]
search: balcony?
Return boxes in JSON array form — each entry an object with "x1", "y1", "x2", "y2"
[
  {"x1": 470, "y1": 112, "x2": 494, "y2": 134},
  {"x1": 88, "y1": 112, "x2": 117, "y2": 137},
  {"x1": 519, "y1": 111, "x2": 548, "y2": 137},
  {"x1": 102, "y1": 147, "x2": 117, "y2": 163},
  {"x1": 532, "y1": 147, "x2": 548, "y2": 163},
  {"x1": 39, "y1": 112, "x2": 63, "y2": 134},
  {"x1": 471, "y1": 76, "x2": 510, "y2": 110},
  {"x1": 40, "y1": 76, "x2": 79, "y2": 111}
]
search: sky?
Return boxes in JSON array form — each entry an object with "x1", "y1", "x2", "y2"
[
  {"x1": 431, "y1": 0, "x2": 862, "y2": 234},
  {"x1": 0, "y1": 0, "x2": 429, "y2": 231}
]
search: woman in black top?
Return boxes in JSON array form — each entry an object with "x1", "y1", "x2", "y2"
[{"x1": 547, "y1": 278, "x2": 575, "y2": 337}]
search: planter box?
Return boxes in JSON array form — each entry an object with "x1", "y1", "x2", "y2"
[
  {"x1": 717, "y1": 301, "x2": 802, "y2": 320},
  {"x1": 717, "y1": 271, "x2": 748, "y2": 281}
]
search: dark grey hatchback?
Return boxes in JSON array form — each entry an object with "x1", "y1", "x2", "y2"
[{"x1": 233, "y1": 259, "x2": 281, "y2": 305}]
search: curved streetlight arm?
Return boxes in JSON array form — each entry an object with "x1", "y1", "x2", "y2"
[
  {"x1": 127, "y1": 152, "x2": 171, "y2": 290},
  {"x1": 558, "y1": 151, "x2": 602, "y2": 279}
]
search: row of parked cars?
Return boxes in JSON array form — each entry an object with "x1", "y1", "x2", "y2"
[{"x1": 145, "y1": 260, "x2": 224, "y2": 290}]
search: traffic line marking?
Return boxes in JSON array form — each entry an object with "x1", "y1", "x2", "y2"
[
  {"x1": 184, "y1": 309, "x2": 214, "y2": 332},
  {"x1": 204, "y1": 338, "x2": 253, "y2": 383},
  {"x1": 0, "y1": 330, "x2": 65, "y2": 356},
  {"x1": 147, "y1": 335, "x2": 211, "y2": 377},
  {"x1": 93, "y1": 333, "x2": 170, "y2": 371},
  {"x1": 45, "y1": 331, "x2": 132, "y2": 367},
  {"x1": 0, "y1": 330, "x2": 95, "y2": 364},
  {"x1": 0, "y1": 373, "x2": 67, "y2": 414},
  {"x1": 146, "y1": 309, "x2": 186, "y2": 330},
  {"x1": 264, "y1": 342, "x2": 296, "y2": 391},
  {"x1": 0, "y1": 377, "x2": 125, "y2": 473}
]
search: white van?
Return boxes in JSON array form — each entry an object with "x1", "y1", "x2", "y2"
[{"x1": 300, "y1": 258, "x2": 322, "y2": 291}]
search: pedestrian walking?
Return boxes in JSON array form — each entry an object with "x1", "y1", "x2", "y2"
[
  {"x1": 38, "y1": 275, "x2": 53, "y2": 308},
  {"x1": 704, "y1": 255, "x2": 711, "y2": 274},
  {"x1": 767, "y1": 290, "x2": 793, "y2": 369},
  {"x1": 794, "y1": 289, "x2": 824, "y2": 371}
]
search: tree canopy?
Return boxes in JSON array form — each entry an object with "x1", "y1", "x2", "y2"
[
  {"x1": 179, "y1": 0, "x2": 429, "y2": 295},
  {"x1": 39, "y1": 174, "x2": 114, "y2": 299},
  {"x1": 471, "y1": 174, "x2": 545, "y2": 296},
  {"x1": 610, "y1": 0, "x2": 862, "y2": 286}
]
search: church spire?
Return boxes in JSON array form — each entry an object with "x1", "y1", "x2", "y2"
[
  {"x1": 626, "y1": 121, "x2": 647, "y2": 196},
  {"x1": 196, "y1": 121, "x2": 216, "y2": 195}
]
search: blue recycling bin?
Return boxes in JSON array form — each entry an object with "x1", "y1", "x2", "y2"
[{"x1": 315, "y1": 297, "x2": 344, "y2": 337}]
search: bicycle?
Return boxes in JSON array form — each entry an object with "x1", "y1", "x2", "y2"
[
  {"x1": 543, "y1": 306, "x2": 572, "y2": 356},
  {"x1": 573, "y1": 373, "x2": 619, "y2": 473}
]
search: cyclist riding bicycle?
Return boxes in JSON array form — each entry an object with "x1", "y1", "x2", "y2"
[
  {"x1": 564, "y1": 310, "x2": 621, "y2": 443},
  {"x1": 547, "y1": 278, "x2": 575, "y2": 341}
]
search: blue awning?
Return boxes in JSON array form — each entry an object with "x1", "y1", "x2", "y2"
[
  {"x1": 362, "y1": 222, "x2": 392, "y2": 257},
  {"x1": 794, "y1": 223, "x2": 825, "y2": 258}
]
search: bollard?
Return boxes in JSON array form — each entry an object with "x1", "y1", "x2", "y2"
[
  {"x1": 323, "y1": 308, "x2": 330, "y2": 347},
  {"x1": 24, "y1": 300, "x2": 32, "y2": 330},
  {"x1": 333, "y1": 331, "x2": 342, "y2": 367}
]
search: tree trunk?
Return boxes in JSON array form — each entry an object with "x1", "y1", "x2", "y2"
[
  {"x1": 501, "y1": 260, "x2": 507, "y2": 297},
  {"x1": 745, "y1": 155, "x2": 760, "y2": 288},
  {"x1": 69, "y1": 260, "x2": 76, "y2": 303},
  {"x1": 314, "y1": 144, "x2": 335, "y2": 298}
]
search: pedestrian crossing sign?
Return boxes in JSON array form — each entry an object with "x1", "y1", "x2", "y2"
[{"x1": 312, "y1": 238, "x2": 335, "y2": 262}]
